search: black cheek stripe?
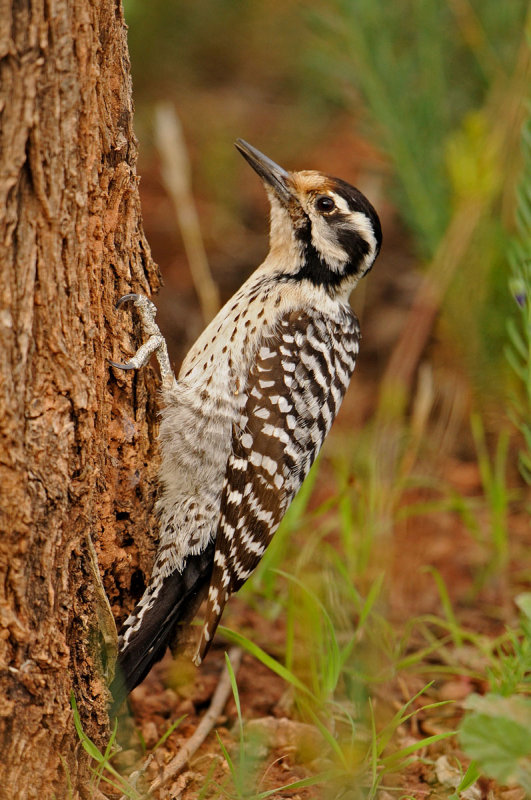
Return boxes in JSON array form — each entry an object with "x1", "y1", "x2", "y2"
[{"x1": 289, "y1": 217, "x2": 370, "y2": 289}]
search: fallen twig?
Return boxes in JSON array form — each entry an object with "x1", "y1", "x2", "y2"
[
  {"x1": 379, "y1": 199, "x2": 482, "y2": 409},
  {"x1": 149, "y1": 647, "x2": 243, "y2": 794},
  {"x1": 154, "y1": 102, "x2": 221, "y2": 324}
]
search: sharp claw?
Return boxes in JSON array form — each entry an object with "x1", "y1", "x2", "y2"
[
  {"x1": 116, "y1": 293, "x2": 141, "y2": 310},
  {"x1": 108, "y1": 359, "x2": 136, "y2": 371}
]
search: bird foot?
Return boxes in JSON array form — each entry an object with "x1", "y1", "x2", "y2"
[{"x1": 110, "y1": 294, "x2": 176, "y2": 389}]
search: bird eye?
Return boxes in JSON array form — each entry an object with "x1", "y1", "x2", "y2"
[{"x1": 316, "y1": 195, "x2": 336, "y2": 213}]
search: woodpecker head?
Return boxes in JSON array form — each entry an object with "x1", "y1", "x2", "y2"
[{"x1": 235, "y1": 139, "x2": 382, "y2": 297}]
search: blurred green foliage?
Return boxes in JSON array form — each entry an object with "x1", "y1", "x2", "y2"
[
  {"x1": 311, "y1": 0, "x2": 529, "y2": 402},
  {"x1": 124, "y1": 0, "x2": 527, "y2": 255},
  {"x1": 123, "y1": 0, "x2": 335, "y2": 159},
  {"x1": 125, "y1": 0, "x2": 302, "y2": 95},
  {"x1": 311, "y1": 0, "x2": 527, "y2": 257},
  {"x1": 506, "y1": 114, "x2": 531, "y2": 482},
  {"x1": 124, "y1": 0, "x2": 529, "y2": 407}
]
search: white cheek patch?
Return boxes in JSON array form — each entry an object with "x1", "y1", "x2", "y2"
[
  {"x1": 268, "y1": 197, "x2": 293, "y2": 243},
  {"x1": 349, "y1": 210, "x2": 378, "y2": 264},
  {"x1": 330, "y1": 194, "x2": 378, "y2": 263},
  {"x1": 310, "y1": 214, "x2": 349, "y2": 272},
  {"x1": 308, "y1": 192, "x2": 378, "y2": 275}
]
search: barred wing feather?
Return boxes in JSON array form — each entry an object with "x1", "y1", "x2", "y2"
[{"x1": 195, "y1": 307, "x2": 359, "y2": 662}]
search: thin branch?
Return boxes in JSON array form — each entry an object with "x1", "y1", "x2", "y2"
[
  {"x1": 154, "y1": 103, "x2": 221, "y2": 324},
  {"x1": 379, "y1": 197, "x2": 482, "y2": 410}
]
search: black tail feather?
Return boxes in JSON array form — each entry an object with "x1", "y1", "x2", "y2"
[{"x1": 110, "y1": 542, "x2": 215, "y2": 715}]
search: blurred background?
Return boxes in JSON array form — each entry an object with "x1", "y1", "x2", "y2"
[
  {"x1": 126, "y1": 0, "x2": 528, "y2": 428},
  {"x1": 119, "y1": 1, "x2": 530, "y2": 795}
]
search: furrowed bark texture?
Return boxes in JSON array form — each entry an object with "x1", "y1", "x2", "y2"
[{"x1": 0, "y1": 1, "x2": 161, "y2": 796}]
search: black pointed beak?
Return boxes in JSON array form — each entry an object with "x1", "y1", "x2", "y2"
[{"x1": 235, "y1": 139, "x2": 292, "y2": 205}]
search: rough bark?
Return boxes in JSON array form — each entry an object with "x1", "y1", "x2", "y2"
[{"x1": 0, "y1": 1, "x2": 160, "y2": 796}]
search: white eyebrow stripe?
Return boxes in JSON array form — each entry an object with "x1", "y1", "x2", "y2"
[{"x1": 331, "y1": 193, "x2": 351, "y2": 214}]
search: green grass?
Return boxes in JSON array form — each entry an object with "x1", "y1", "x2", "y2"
[
  {"x1": 212, "y1": 402, "x2": 528, "y2": 798},
  {"x1": 470, "y1": 414, "x2": 512, "y2": 572},
  {"x1": 74, "y1": 415, "x2": 527, "y2": 798},
  {"x1": 71, "y1": 693, "x2": 143, "y2": 799},
  {"x1": 210, "y1": 652, "x2": 329, "y2": 799},
  {"x1": 458, "y1": 594, "x2": 531, "y2": 794},
  {"x1": 506, "y1": 111, "x2": 531, "y2": 483},
  {"x1": 70, "y1": 693, "x2": 187, "y2": 799}
]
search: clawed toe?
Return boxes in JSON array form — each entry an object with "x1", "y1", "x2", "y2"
[
  {"x1": 108, "y1": 359, "x2": 137, "y2": 371},
  {"x1": 115, "y1": 293, "x2": 157, "y2": 320},
  {"x1": 116, "y1": 293, "x2": 141, "y2": 310}
]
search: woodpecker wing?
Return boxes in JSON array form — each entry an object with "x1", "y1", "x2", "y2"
[{"x1": 195, "y1": 307, "x2": 360, "y2": 662}]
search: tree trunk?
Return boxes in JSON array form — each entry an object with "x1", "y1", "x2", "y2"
[{"x1": 0, "y1": 1, "x2": 160, "y2": 796}]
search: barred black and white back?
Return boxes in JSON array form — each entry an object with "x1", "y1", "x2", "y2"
[{"x1": 110, "y1": 140, "x2": 381, "y2": 709}]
